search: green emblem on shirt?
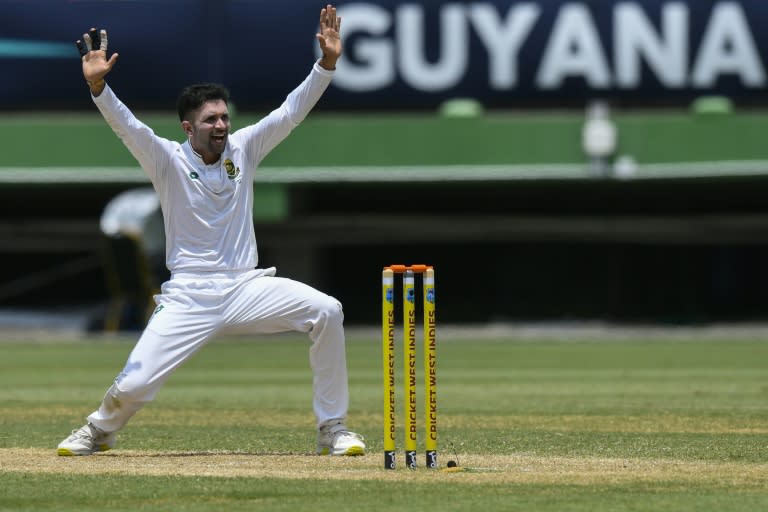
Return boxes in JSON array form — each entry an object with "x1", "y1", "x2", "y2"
[
  {"x1": 224, "y1": 159, "x2": 240, "y2": 180},
  {"x1": 189, "y1": 171, "x2": 199, "y2": 180}
]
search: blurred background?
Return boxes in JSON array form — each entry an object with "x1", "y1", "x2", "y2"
[{"x1": 1, "y1": 0, "x2": 768, "y2": 331}]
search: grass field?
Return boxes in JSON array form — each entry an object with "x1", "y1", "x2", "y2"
[
  {"x1": 3, "y1": 110, "x2": 768, "y2": 168},
  {"x1": 1, "y1": 332, "x2": 767, "y2": 511}
]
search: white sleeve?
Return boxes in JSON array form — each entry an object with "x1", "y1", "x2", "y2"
[
  {"x1": 92, "y1": 85, "x2": 173, "y2": 182},
  {"x1": 232, "y1": 62, "x2": 334, "y2": 166}
]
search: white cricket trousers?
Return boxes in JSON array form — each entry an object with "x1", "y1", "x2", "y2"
[{"x1": 87, "y1": 267, "x2": 349, "y2": 433}]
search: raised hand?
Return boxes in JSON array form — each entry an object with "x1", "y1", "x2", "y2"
[
  {"x1": 316, "y1": 4, "x2": 342, "y2": 70},
  {"x1": 75, "y1": 28, "x2": 118, "y2": 93}
]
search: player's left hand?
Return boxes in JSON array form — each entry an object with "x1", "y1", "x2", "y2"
[{"x1": 316, "y1": 4, "x2": 342, "y2": 70}]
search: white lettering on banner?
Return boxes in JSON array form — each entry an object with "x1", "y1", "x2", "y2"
[
  {"x1": 536, "y1": 4, "x2": 611, "y2": 88},
  {"x1": 399, "y1": 4, "x2": 467, "y2": 91},
  {"x1": 468, "y1": 3, "x2": 541, "y2": 89},
  {"x1": 615, "y1": 3, "x2": 688, "y2": 87},
  {"x1": 330, "y1": 1, "x2": 766, "y2": 94},
  {"x1": 332, "y1": 4, "x2": 394, "y2": 91},
  {"x1": 692, "y1": 3, "x2": 766, "y2": 87}
]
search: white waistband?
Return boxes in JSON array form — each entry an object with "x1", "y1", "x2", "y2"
[
  {"x1": 171, "y1": 269, "x2": 251, "y2": 280},
  {"x1": 170, "y1": 267, "x2": 276, "y2": 281}
]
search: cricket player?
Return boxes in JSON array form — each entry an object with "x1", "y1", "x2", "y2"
[{"x1": 58, "y1": 5, "x2": 365, "y2": 457}]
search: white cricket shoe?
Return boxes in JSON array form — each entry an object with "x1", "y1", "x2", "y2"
[
  {"x1": 317, "y1": 423, "x2": 365, "y2": 456},
  {"x1": 57, "y1": 423, "x2": 116, "y2": 456}
]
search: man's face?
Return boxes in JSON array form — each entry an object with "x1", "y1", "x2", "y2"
[{"x1": 182, "y1": 99, "x2": 230, "y2": 163}]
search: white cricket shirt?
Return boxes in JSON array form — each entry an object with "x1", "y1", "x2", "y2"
[{"x1": 93, "y1": 63, "x2": 334, "y2": 273}]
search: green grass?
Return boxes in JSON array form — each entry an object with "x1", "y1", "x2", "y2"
[
  {"x1": 3, "y1": 474, "x2": 766, "y2": 512},
  {"x1": 1, "y1": 335, "x2": 768, "y2": 511},
  {"x1": 2, "y1": 111, "x2": 768, "y2": 167}
]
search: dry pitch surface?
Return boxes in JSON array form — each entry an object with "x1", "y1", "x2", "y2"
[{"x1": 2, "y1": 449, "x2": 767, "y2": 487}]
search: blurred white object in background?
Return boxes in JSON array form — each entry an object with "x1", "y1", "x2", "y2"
[
  {"x1": 582, "y1": 100, "x2": 617, "y2": 177},
  {"x1": 613, "y1": 155, "x2": 638, "y2": 179}
]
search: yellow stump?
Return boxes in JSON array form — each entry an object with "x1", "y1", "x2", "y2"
[
  {"x1": 382, "y1": 268, "x2": 396, "y2": 470},
  {"x1": 423, "y1": 267, "x2": 437, "y2": 468},
  {"x1": 403, "y1": 269, "x2": 417, "y2": 468}
]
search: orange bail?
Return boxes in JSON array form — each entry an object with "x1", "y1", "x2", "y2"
[{"x1": 384, "y1": 264, "x2": 432, "y2": 273}]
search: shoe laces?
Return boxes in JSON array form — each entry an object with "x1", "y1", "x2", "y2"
[
  {"x1": 334, "y1": 430, "x2": 364, "y2": 442},
  {"x1": 70, "y1": 424, "x2": 101, "y2": 440}
]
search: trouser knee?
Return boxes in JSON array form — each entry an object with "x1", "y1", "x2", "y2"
[
  {"x1": 316, "y1": 295, "x2": 344, "y2": 326},
  {"x1": 109, "y1": 373, "x2": 159, "y2": 404}
]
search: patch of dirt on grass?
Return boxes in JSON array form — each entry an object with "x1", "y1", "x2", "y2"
[{"x1": 2, "y1": 448, "x2": 767, "y2": 487}]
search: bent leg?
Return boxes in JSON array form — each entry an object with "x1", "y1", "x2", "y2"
[{"x1": 88, "y1": 307, "x2": 220, "y2": 433}]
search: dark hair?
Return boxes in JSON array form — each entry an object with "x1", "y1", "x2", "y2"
[{"x1": 176, "y1": 83, "x2": 230, "y2": 121}]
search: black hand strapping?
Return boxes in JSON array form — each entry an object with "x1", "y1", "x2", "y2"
[
  {"x1": 75, "y1": 39, "x2": 88, "y2": 57},
  {"x1": 88, "y1": 28, "x2": 101, "y2": 52}
]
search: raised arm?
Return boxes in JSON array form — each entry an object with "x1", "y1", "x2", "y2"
[
  {"x1": 74, "y1": 28, "x2": 171, "y2": 181},
  {"x1": 75, "y1": 28, "x2": 119, "y2": 97}
]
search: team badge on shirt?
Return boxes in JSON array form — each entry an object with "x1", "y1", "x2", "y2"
[{"x1": 224, "y1": 159, "x2": 240, "y2": 180}]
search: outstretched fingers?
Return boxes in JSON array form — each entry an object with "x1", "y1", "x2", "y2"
[
  {"x1": 75, "y1": 27, "x2": 118, "y2": 85},
  {"x1": 75, "y1": 27, "x2": 110, "y2": 57},
  {"x1": 315, "y1": 4, "x2": 342, "y2": 67},
  {"x1": 325, "y1": 5, "x2": 335, "y2": 30},
  {"x1": 319, "y1": 4, "x2": 340, "y2": 34}
]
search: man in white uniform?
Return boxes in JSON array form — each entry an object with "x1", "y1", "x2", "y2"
[{"x1": 58, "y1": 5, "x2": 365, "y2": 457}]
